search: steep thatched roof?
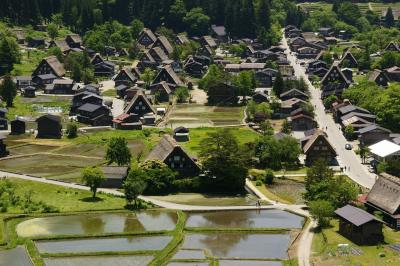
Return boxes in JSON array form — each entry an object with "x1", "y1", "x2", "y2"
[
  {"x1": 303, "y1": 129, "x2": 336, "y2": 155},
  {"x1": 367, "y1": 173, "x2": 400, "y2": 215},
  {"x1": 43, "y1": 56, "x2": 65, "y2": 77}
]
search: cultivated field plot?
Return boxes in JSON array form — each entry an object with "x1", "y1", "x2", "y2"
[
  {"x1": 149, "y1": 193, "x2": 258, "y2": 206},
  {"x1": 299, "y1": 2, "x2": 332, "y2": 13},
  {"x1": 0, "y1": 154, "x2": 103, "y2": 182},
  {"x1": 370, "y1": 2, "x2": 400, "y2": 13},
  {"x1": 166, "y1": 104, "x2": 244, "y2": 128}
]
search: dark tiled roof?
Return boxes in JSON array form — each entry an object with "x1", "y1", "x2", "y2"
[{"x1": 335, "y1": 205, "x2": 380, "y2": 226}]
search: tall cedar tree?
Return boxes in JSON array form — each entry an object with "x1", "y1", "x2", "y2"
[
  {"x1": 106, "y1": 137, "x2": 132, "y2": 166},
  {"x1": 0, "y1": 75, "x2": 17, "y2": 107}
]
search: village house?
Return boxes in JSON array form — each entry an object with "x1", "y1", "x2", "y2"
[
  {"x1": 334, "y1": 105, "x2": 371, "y2": 123},
  {"x1": 149, "y1": 81, "x2": 172, "y2": 103},
  {"x1": 184, "y1": 57, "x2": 204, "y2": 77},
  {"x1": 321, "y1": 61, "x2": 351, "y2": 88},
  {"x1": 255, "y1": 68, "x2": 277, "y2": 87},
  {"x1": 28, "y1": 37, "x2": 45, "y2": 48},
  {"x1": 384, "y1": 41, "x2": 400, "y2": 53},
  {"x1": 369, "y1": 140, "x2": 400, "y2": 163},
  {"x1": 252, "y1": 92, "x2": 269, "y2": 104},
  {"x1": 152, "y1": 36, "x2": 174, "y2": 56},
  {"x1": 366, "y1": 173, "x2": 400, "y2": 230},
  {"x1": 12, "y1": 29, "x2": 25, "y2": 44},
  {"x1": 124, "y1": 91, "x2": 156, "y2": 118},
  {"x1": 147, "y1": 134, "x2": 200, "y2": 178},
  {"x1": 297, "y1": 47, "x2": 320, "y2": 59},
  {"x1": 10, "y1": 118, "x2": 26, "y2": 135},
  {"x1": 176, "y1": 34, "x2": 189, "y2": 45},
  {"x1": 338, "y1": 50, "x2": 358, "y2": 68},
  {"x1": 100, "y1": 166, "x2": 129, "y2": 188},
  {"x1": 211, "y1": 25, "x2": 227, "y2": 43},
  {"x1": 280, "y1": 89, "x2": 309, "y2": 101},
  {"x1": 49, "y1": 40, "x2": 71, "y2": 54},
  {"x1": 280, "y1": 98, "x2": 307, "y2": 115},
  {"x1": 22, "y1": 86, "x2": 36, "y2": 98},
  {"x1": 32, "y1": 74, "x2": 57, "y2": 88},
  {"x1": 45, "y1": 79, "x2": 78, "y2": 95},
  {"x1": 138, "y1": 28, "x2": 157, "y2": 47},
  {"x1": 149, "y1": 47, "x2": 169, "y2": 63},
  {"x1": 368, "y1": 69, "x2": 390, "y2": 87},
  {"x1": 113, "y1": 113, "x2": 142, "y2": 130},
  {"x1": 302, "y1": 130, "x2": 337, "y2": 166},
  {"x1": 77, "y1": 103, "x2": 112, "y2": 126},
  {"x1": 384, "y1": 66, "x2": 400, "y2": 82},
  {"x1": 14, "y1": 76, "x2": 35, "y2": 90},
  {"x1": 225, "y1": 63, "x2": 265, "y2": 73},
  {"x1": 65, "y1": 34, "x2": 82, "y2": 48},
  {"x1": 0, "y1": 118, "x2": 8, "y2": 131},
  {"x1": 335, "y1": 204, "x2": 383, "y2": 245},
  {"x1": 341, "y1": 116, "x2": 372, "y2": 132},
  {"x1": 201, "y1": 36, "x2": 217, "y2": 49},
  {"x1": 91, "y1": 54, "x2": 115, "y2": 77},
  {"x1": 153, "y1": 66, "x2": 184, "y2": 89},
  {"x1": 32, "y1": 56, "x2": 65, "y2": 78},
  {"x1": 340, "y1": 112, "x2": 377, "y2": 126},
  {"x1": 36, "y1": 114, "x2": 62, "y2": 139},
  {"x1": 114, "y1": 67, "x2": 138, "y2": 87},
  {"x1": 71, "y1": 91, "x2": 102, "y2": 114},
  {"x1": 289, "y1": 114, "x2": 317, "y2": 131},
  {"x1": 358, "y1": 125, "x2": 392, "y2": 146},
  {"x1": 242, "y1": 45, "x2": 255, "y2": 58}
]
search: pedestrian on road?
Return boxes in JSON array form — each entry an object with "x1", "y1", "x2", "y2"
[
  {"x1": 348, "y1": 166, "x2": 350, "y2": 171},
  {"x1": 345, "y1": 166, "x2": 347, "y2": 171}
]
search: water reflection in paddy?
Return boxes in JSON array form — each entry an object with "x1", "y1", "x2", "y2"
[
  {"x1": 182, "y1": 233, "x2": 290, "y2": 259},
  {"x1": 0, "y1": 246, "x2": 33, "y2": 266},
  {"x1": 17, "y1": 211, "x2": 177, "y2": 237},
  {"x1": 44, "y1": 255, "x2": 153, "y2": 266},
  {"x1": 219, "y1": 260, "x2": 282, "y2": 266},
  {"x1": 36, "y1": 236, "x2": 172, "y2": 254},
  {"x1": 186, "y1": 210, "x2": 304, "y2": 229}
]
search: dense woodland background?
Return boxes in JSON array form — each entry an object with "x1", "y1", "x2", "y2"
[{"x1": 0, "y1": 0, "x2": 303, "y2": 37}]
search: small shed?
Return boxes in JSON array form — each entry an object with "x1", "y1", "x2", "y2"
[
  {"x1": 0, "y1": 108, "x2": 7, "y2": 119},
  {"x1": 11, "y1": 118, "x2": 26, "y2": 135},
  {"x1": 174, "y1": 127, "x2": 189, "y2": 142},
  {"x1": 22, "y1": 86, "x2": 36, "y2": 97},
  {"x1": 36, "y1": 114, "x2": 62, "y2": 139},
  {"x1": 0, "y1": 135, "x2": 8, "y2": 157},
  {"x1": 335, "y1": 204, "x2": 383, "y2": 245},
  {"x1": 0, "y1": 118, "x2": 8, "y2": 131},
  {"x1": 100, "y1": 166, "x2": 129, "y2": 188}
]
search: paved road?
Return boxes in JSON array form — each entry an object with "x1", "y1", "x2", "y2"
[{"x1": 281, "y1": 35, "x2": 376, "y2": 189}]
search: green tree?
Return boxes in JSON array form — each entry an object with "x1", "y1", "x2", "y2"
[
  {"x1": 0, "y1": 36, "x2": 20, "y2": 75},
  {"x1": 199, "y1": 129, "x2": 250, "y2": 192},
  {"x1": 47, "y1": 46, "x2": 63, "y2": 62},
  {"x1": 175, "y1": 86, "x2": 190, "y2": 103},
  {"x1": 359, "y1": 146, "x2": 370, "y2": 164},
  {"x1": 167, "y1": 0, "x2": 187, "y2": 32},
  {"x1": 47, "y1": 23, "x2": 59, "y2": 40},
  {"x1": 0, "y1": 75, "x2": 17, "y2": 107},
  {"x1": 264, "y1": 169, "x2": 275, "y2": 185},
  {"x1": 130, "y1": 19, "x2": 144, "y2": 40},
  {"x1": 183, "y1": 8, "x2": 210, "y2": 36},
  {"x1": 139, "y1": 160, "x2": 176, "y2": 195},
  {"x1": 323, "y1": 95, "x2": 338, "y2": 109},
  {"x1": 123, "y1": 169, "x2": 147, "y2": 207},
  {"x1": 344, "y1": 125, "x2": 355, "y2": 140},
  {"x1": 81, "y1": 167, "x2": 104, "y2": 199},
  {"x1": 141, "y1": 68, "x2": 155, "y2": 88},
  {"x1": 106, "y1": 137, "x2": 131, "y2": 166},
  {"x1": 66, "y1": 123, "x2": 78, "y2": 138},
  {"x1": 273, "y1": 71, "x2": 284, "y2": 96},
  {"x1": 281, "y1": 119, "x2": 292, "y2": 134},
  {"x1": 385, "y1": 7, "x2": 395, "y2": 28},
  {"x1": 234, "y1": 71, "x2": 256, "y2": 100},
  {"x1": 309, "y1": 200, "x2": 334, "y2": 228}
]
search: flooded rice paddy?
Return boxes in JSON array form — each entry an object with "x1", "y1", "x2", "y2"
[
  {"x1": 43, "y1": 255, "x2": 154, "y2": 266},
  {"x1": 17, "y1": 211, "x2": 178, "y2": 238},
  {"x1": 172, "y1": 249, "x2": 206, "y2": 260},
  {"x1": 219, "y1": 260, "x2": 282, "y2": 266},
  {"x1": 36, "y1": 235, "x2": 172, "y2": 254},
  {"x1": 182, "y1": 233, "x2": 291, "y2": 259},
  {"x1": 0, "y1": 246, "x2": 33, "y2": 266},
  {"x1": 185, "y1": 209, "x2": 304, "y2": 229}
]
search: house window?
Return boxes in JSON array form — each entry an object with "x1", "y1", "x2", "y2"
[
  {"x1": 321, "y1": 146, "x2": 328, "y2": 151},
  {"x1": 174, "y1": 155, "x2": 180, "y2": 161},
  {"x1": 314, "y1": 146, "x2": 320, "y2": 151}
]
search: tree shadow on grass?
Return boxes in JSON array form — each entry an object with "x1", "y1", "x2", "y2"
[{"x1": 79, "y1": 197, "x2": 104, "y2": 203}]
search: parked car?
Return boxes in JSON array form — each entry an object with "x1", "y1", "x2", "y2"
[{"x1": 345, "y1": 143, "x2": 352, "y2": 150}]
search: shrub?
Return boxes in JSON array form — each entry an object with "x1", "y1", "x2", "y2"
[
  {"x1": 255, "y1": 180, "x2": 262, "y2": 186},
  {"x1": 264, "y1": 169, "x2": 275, "y2": 185},
  {"x1": 66, "y1": 123, "x2": 78, "y2": 138},
  {"x1": 142, "y1": 129, "x2": 151, "y2": 137}
]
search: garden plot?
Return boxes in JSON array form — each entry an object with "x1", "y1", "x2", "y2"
[
  {"x1": 0, "y1": 154, "x2": 103, "y2": 182},
  {"x1": 36, "y1": 235, "x2": 173, "y2": 254},
  {"x1": 44, "y1": 255, "x2": 154, "y2": 266},
  {"x1": 166, "y1": 104, "x2": 244, "y2": 128},
  {"x1": 17, "y1": 211, "x2": 178, "y2": 238}
]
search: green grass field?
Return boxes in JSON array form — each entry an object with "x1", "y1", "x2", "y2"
[
  {"x1": 149, "y1": 193, "x2": 258, "y2": 206},
  {"x1": 179, "y1": 127, "x2": 259, "y2": 156},
  {"x1": 312, "y1": 220, "x2": 400, "y2": 266}
]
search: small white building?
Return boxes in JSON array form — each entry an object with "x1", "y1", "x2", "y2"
[{"x1": 369, "y1": 140, "x2": 400, "y2": 162}]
